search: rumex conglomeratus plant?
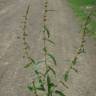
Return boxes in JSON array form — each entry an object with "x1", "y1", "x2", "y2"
[
  {"x1": 20, "y1": 3, "x2": 36, "y2": 67},
  {"x1": 19, "y1": 1, "x2": 96, "y2": 96},
  {"x1": 24, "y1": 0, "x2": 66, "y2": 96},
  {"x1": 63, "y1": 6, "x2": 96, "y2": 82}
]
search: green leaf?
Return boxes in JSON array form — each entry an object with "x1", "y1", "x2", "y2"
[
  {"x1": 47, "y1": 53, "x2": 56, "y2": 65},
  {"x1": 37, "y1": 84, "x2": 45, "y2": 91},
  {"x1": 27, "y1": 86, "x2": 33, "y2": 91},
  {"x1": 36, "y1": 80, "x2": 45, "y2": 91},
  {"x1": 38, "y1": 78, "x2": 45, "y2": 91},
  {"x1": 34, "y1": 71, "x2": 45, "y2": 91},
  {"x1": 44, "y1": 69, "x2": 50, "y2": 77},
  {"x1": 24, "y1": 62, "x2": 32, "y2": 68},
  {"x1": 55, "y1": 90, "x2": 66, "y2": 96},
  {"x1": 50, "y1": 83, "x2": 56, "y2": 87},
  {"x1": 71, "y1": 67, "x2": 78, "y2": 73},
  {"x1": 47, "y1": 75, "x2": 51, "y2": 96},
  {"x1": 30, "y1": 58, "x2": 36, "y2": 64},
  {"x1": 24, "y1": 58, "x2": 36, "y2": 68},
  {"x1": 45, "y1": 38, "x2": 55, "y2": 45},
  {"x1": 48, "y1": 66, "x2": 56, "y2": 76},
  {"x1": 26, "y1": 3, "x2": 30, "y2": 15},
  {"x1": 47, "y1": 75, "x2": 51, "y2": 85},
  {"x1": 64, "y1": 71, "x2": 69, "y2": 82},
  {"x1": 60, "y1": 81, "x2": 69, "y2": 89},
  {"x1": 36, "y1": 60, "x2": 45, "y2": 65},
  {"x1": 36, "y1": 87, "x2": 45, "y2": 91},
  {"x1": 72, "y1": 57, "x2": 77, "y2": 65},
  {"x1": 81, "y1": 47, "x2": 86, "y2": 53},
  {"x1": 47, "y1": 75, "x2": 56, "y2": 96},
  {"x1": 35, "y1": 70, "x2": 39, "y2": 75},
  {"x1": 43, "y1": 47, "x2": 47, "y2": 53},
  {"x1": 44, "y1": 25, "x2": 50, "y2": 38}
]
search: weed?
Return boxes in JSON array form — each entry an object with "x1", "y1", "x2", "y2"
[
  {"x1": 63, "y1": 6, "x2": 96, "y2": 82},
  {"x1": 19, "y1": 1, "x2": 96, "y2": 96},
  {"x1": 21, "y1": 3, "x2": 31, "y2": 60},
  {"x1": 23, "y1": 0, "x2": 66, "y2": 96}
]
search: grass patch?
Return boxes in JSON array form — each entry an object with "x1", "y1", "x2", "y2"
[{"x1": 68, "y1": 0, "x2": 96, "y2": 38}]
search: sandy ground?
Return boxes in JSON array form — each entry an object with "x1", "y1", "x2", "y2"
[{"x1": 0, "y1": 0, "x2": 96, "y2": 96}]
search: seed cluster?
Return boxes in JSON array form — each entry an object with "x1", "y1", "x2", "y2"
[
  {"x1": 22, "y1": 4, "x2": 32, "y2": 61},
  {"x1": 43, "y1": 0, "x2": 48, "y2": 23},
  {"x1": 43, "y1": 0, "x2": 49, "y2": 69}
]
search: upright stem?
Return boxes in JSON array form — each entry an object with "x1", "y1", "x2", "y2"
[
  {"x1": 22, "y1": 4, "x2": 30, "y2": 60},
  {"x1": 67, "y1": 8, "x2": 94, "y2": 73},
  {"x1": 43, "y1": 0, "x2": 48, "y2": 70}
]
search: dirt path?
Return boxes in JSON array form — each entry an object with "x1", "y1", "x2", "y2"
[{"x1": 0, "y1": 0, "x2": 96, "y2": 96}]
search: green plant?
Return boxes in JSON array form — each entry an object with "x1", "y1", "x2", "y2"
[
  {"x1": 19, "y1": 1, "x2": 96, "y2": 96},
  {"x1": 19, "y1": 2, "x2": 36, "y2": 67},
  {"x1": 24, "y1": 1, "x2": 66, "y2": 96},
  {"x1": 63, "y1": 6, "x2": 96, "y2": 82}
]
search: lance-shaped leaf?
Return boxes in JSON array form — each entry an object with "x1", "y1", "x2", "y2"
[
  {"x1": 32, "y1": 81, "x2": 38, "y2": 95},
  {"x1": 24, "y1": 58, "x2": 36, "y2": 68},
  {"x1": 30, "y1": 58, "x2": 36, "y2": 64},
  {"x1": 47, "y1": 53, "x2": 56, "y2": 65},
  {"x1": 37, "y1": 79, "x2": 45, "y2": 91},
  {"x1": 34, "y1": 70, "x2": 45, "y2": 91},
  {"x1": 55, "y1": 90, "x2": 66, "y2": 96},
  {"x1": 44, "y1": 25, "x2": 50, "y2": 38},
  {"x1": 64, "y1": 71, "x2": 69, "y2": 82},
  {"x1": 28, "y1": 85, "x2": 33, "y2": 91},
  {"x1": 48, "y1": 66, "x2": 56, "y2": 76},
  {"x1": 47, "y1": 75, "x2": 56, "y2": 96},
  {"x1": 60, "y1": 81, "x2": 69, "y2": 89},
  {"x1": 72, "y1": 57, "x2": 77, "y2": 65},
  {"x1": 44, "y1": 69, "x2": 50, "y2": 77},
  {"x1": 36, "y1": 60, "x2": 45, "y2": 65},
  {"x1": 71, "y1": 67, "x2": 78, "y2": 73},
  {"x1": 36, "y1": 79, "x2": 45, "y2": 91},
  {"x1": 44, "y1": 38, "x2": 55, "y2": 45},
  {"x1": 81, "y1": 47, "x2": 86, "y2": 53},
  {"x1": 24, "y1": 62, "x2": 32, "y2": 68},
  {"x1": 34, "y1": 70, "x2": 39, "y2": 75},
  {"x1": 47, "y1": 75, "x2": 51, "y2": 96},
  {"x1": 36, "y1": 86, "x2": 45, "y2": 91},
  {"x1": 43, "y1": 47, "x2": 47, "y2": 53},
  {"x1": 26, "y1": 3, "x2": 30, "y2": 16}
]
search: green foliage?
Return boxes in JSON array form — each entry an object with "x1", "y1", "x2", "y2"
[
  {"x1": 28, "y1": 85, "x2": 33, "y2": 91},
  {"x1": 55, "y1": 90, "x2": 66, "y2": 96},
  {"x1": 36, "y1": 60, "x2": 45, "y2": 65},
  {"x1": 24, "y1": 62, "x2": 32, "y2": 68},
  {"x1": 47, "y1": 53, "x2": 57, "y2": 65},
  {"x1": 24, "y1": 58, "x2": 36, "y2": 68},
  {"x1": 44, "y1": 38, "x2": 55, "y2": 45},
  {"x1": 23, "y1": 1, "x2": 59, "y2": 96},
  {"x1": 43, "y1": 47, "x2": 48, "y2": 53},
  {"x1": 68, "y1": 0, "x2": 95, "y2": 17},
  {"x1": 47, "y1": 75, "x2": 52, "y2": 96},
  {"x1": 72, "y1": 57, "x2": 77, "y2": 65},
  {"x1": 43, "y1": 25, "x2": 50, "y2": 38},
  {"x1": 22, "y1": 0, "x2": 92, "y2": 96},
  {"x1": 64, "y1": 71, "x2": 69, "y2": 82},
  {"x1": 48, "y1": 66, "x2": 56, "y2": 76},
  {"x1": 60, "y1": 81, "x2": 69, "y2": 89},
  {"x1": 68, "y1": 0, "x2": 96, "y2": 38},
  {"x1": 71, "y1": 67, "x2": 78, "y2": 73}
]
